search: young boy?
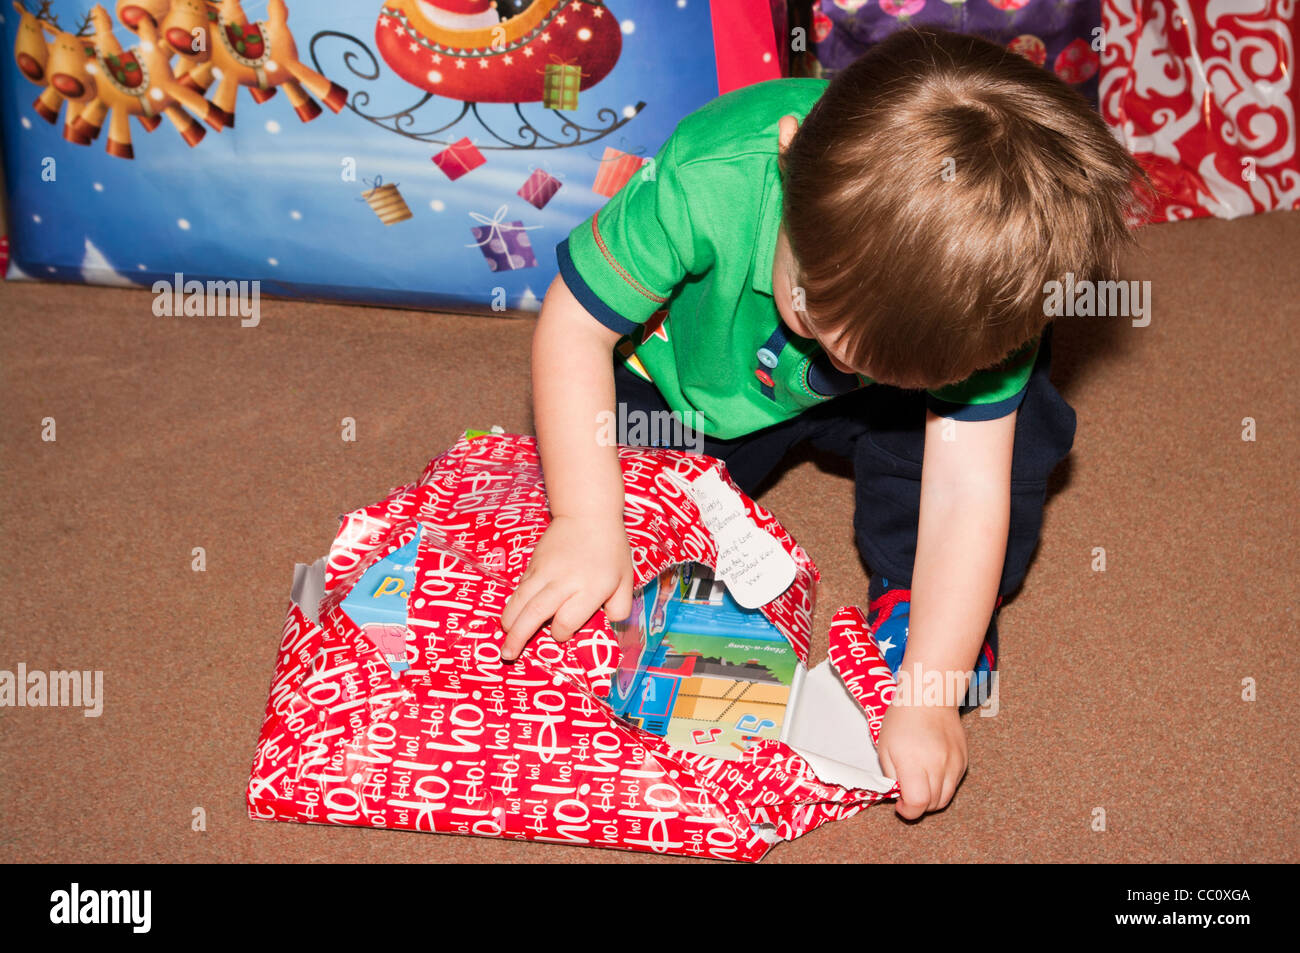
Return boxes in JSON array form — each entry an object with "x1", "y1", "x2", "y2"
[{"x1": 499, "y1": 29, "x2": 1144, "y2": 820}]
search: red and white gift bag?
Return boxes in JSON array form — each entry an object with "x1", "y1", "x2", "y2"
[
  {"x1": 247, "y1": 432, "x2": 900, "y2": 861},
  {"x1": 1100, "y1": 0, "x2": 1300, "y2": 222}
]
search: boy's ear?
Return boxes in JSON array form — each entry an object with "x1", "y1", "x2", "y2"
[{"x1": 777, "y1": 114, "x2": 799, "y2": 153}]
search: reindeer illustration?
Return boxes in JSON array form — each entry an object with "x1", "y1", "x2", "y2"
[
  {"x1": 12, "y1": 2, "x2": 47, "y2": 78},
  {"x1": 12, "y1": 2, "x2": 94, "y2": 144},
  {"x1": 161, "y1": 0, "x2": 347, "y2": 129},
  {"x1": 114, "y1": 0, "x2": 173, "y2": 32},
  {"x1": 68, "y1": 4, "x2": 214, "y2": 158},
  {"x1": 113, "y1": 0, "x2": 215, "y2": 94}
]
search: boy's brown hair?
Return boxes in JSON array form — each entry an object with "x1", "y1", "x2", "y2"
[{"x1": 779, "y1": 28, "x2": 1150, "y2": 390}]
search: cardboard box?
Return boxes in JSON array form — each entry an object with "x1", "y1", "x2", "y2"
[
  {"x1": 615, "y1": 564, "x2": 806, "y2": 761},
  {"x1": 606, "y1": 565, "x2": 679, "y2": 718}
]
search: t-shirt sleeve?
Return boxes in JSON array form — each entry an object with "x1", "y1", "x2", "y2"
[
  {"x1": 555, "y1": 132, "x2": 704, "y2": 337},
  {"x1": 924, "y1": 335, "x2": 1041, "y2": 421}
]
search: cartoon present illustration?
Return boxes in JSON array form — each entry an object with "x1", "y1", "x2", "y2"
[
  {"x1": 465, "y1": 204, "x2": 540, "y2": 271},
  {"x1": 539, "y1": 55, "x2": 583, "y2": 110},
  {"x1": 360, "y1": 176, "x2": 413, "y2": 225},
  {"x1": 432, "y1": 136, "x2": 486, "y2": 180},
  {"x1": 516, "y1": 167, "x2": 563, "y2": 210},
  {"x1": 592, "y1": 146, "x2": 649, "y2": 197}
]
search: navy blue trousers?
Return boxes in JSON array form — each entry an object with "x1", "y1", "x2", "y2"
[{"x1": 611, "y1": 325, "x2": 1076, "y2": 597}]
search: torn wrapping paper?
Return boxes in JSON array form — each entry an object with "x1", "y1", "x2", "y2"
[{"x1": 247, "y1": 432, "x2": 900, "y2": 861}]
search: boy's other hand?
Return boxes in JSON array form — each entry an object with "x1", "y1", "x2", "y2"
[
  {"x1": 876, "y1": 702, "x2": 967, "y2": 820},
  {"x1": 498, "y1": 514, "x2": 636, "y2": 662}
]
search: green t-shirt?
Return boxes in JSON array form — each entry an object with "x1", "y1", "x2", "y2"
[{"x1": 557, "y1": 78, "x2": 1039, "y2": 441}]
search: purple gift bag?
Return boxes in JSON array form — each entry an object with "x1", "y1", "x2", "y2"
[{"x1": 813, "y1": 0, "x2": 1102, "y2": 107}]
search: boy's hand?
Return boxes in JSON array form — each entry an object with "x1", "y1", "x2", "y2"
[
  {"x1": 876, "y1": 702, "x2": 966, "y2": 820},
  {"x1": 498, "y1": 514, "x2": 636, "y2": 661}
]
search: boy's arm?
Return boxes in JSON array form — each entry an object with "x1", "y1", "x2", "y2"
[
  {"x1": 499, "y1": 272, "x2": 635, "y2": 659},
  {"x1": 532, "y1": 271, "x2": 624, "y2": 524},
  {"x1": 501, "y1": 127, "x2": 696, "y2": 658},
  {"x1": 875, "y1": 407, "x2": 1016, "y2": 819}
]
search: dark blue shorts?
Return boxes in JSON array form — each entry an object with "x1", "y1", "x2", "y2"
[{"x1": 611, "y1": 325, "x2": 1076, "y2": 597}]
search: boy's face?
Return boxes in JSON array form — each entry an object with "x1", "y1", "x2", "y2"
[
  {"x1": 772, "y1": 224, "x2": 861, "y2": 376},
  {"x1": 773, "y1": 113, "x2": 863, "y2": 378}
]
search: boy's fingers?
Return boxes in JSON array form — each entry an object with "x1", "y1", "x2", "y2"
[
  {"x1": 895, "y1": 768, "x2": 930, "y2": 820},
  {"x1": 604, "y1": 577, "x2": 634, "y2": 623},
  {"x1": 550, "y1": 593, "x2": 597, "y2": 643},
  {"x1": 926, "y1": 768, "x2": 945, "y2": 813},
  {"x1": 500, "y1": 583, "x2": 565, "y2": 660},
  {"x1": 502, "y1": 567, "x2": 560, "y2": 632},
  {"x1": 938, "y1": 767, "x2": 960, "y2": 811},
  {"x1": 877, "y1": 748, "x2": 896, "y2": 784},
  {"x1": 500, "y1": 573, "x2": 543, "y2": 632}
]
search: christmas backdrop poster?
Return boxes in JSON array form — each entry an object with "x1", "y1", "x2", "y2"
[{"x1": 1, "y1": 0, "x2": 725, "y2": 312}]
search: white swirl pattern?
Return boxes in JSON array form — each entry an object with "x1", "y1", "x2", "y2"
[{"x1": 1101, "y1": 0, "x2": 1299, "y2": 222}]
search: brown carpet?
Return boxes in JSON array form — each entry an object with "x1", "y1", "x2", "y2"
[{"x1": 1, "y1": 209, "x2": 1296, "y2": 864}]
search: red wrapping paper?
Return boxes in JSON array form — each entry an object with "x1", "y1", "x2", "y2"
[
  {"x1": 247, "y1": 432, "x2": 900, "y2": 860},
  {"x1": 1100, "y1": 0, "x2": 1300, "y2": 222}
]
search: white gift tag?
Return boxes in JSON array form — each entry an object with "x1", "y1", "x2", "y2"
[{"x1": 667, "y1": 469, "x2": 796, "y2": 608}]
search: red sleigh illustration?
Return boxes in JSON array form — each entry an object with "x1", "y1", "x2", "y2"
[
  {"x1": 310, "y1": 0, "x2": 644, "y2": 150},
  {"x1": 375, "y1": 0, "x2": 621, "y2": 103},
  {"x1": 12, "y1": 1, "x2": 640, "y2": 156}
]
